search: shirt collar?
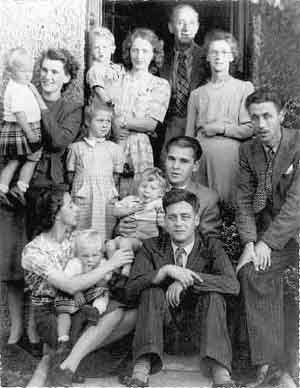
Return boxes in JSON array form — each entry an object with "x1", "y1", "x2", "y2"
[
  {"x1": 174, "y1": 41, "x2": 195, "y2": 58},
  {"x1": 171, "y1": 238, "x2": 195, "y2": 257},
  {"x1": 84, "y1": 137, "x2": 105, "y2": 147}
]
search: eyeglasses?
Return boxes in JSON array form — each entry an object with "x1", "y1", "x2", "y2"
[{"x1": 208, "y1": 50, "x2": 232, "y2": 57}]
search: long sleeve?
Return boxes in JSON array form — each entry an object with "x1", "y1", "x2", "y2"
[
  {"x1": 235, "y1": 143, "x2": 258, "y2": 245},
  {"x1": 199, "y1": 189, "x2": 222, "y2": 238},
  {"x1": 125, "y1": 244, "x2": 161, "y2": 304},
  {"x1": 191, "y1": 238, "x2": 240, "y2": 295},
  {"x1": 186, "y1": 91, "x2": 198, "y2": 137},
  {"x1": 41, "y1": 101, "x2": 82, "y2": 152},
  {"x1": 223, "y1": 81, "x2": 254, "y2": 140},
  {"x1": 262, "y1": 160, "x2": 300, "y2": 250}
]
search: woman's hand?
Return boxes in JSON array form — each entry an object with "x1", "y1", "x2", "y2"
[
  {"x1": 112, "y1": 115, "x2": 130, "y2": 141},
  {"x1": 198, "y1": 121, "x2": 225, "y2": 137},
  {"x1": 28, "y1": 83, "x2": 48, "y2": 111},
  {"x1": 108, "y1": 248, "x2": 134, "y2": 271}
]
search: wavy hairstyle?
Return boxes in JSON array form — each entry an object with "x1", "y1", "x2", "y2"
[
  {"x1": 39, "y1": 48, "x2": 79, "y2": 92},
  {"x1": 33, "y1": 186, "x2": 67, "y2": 236},
  {"x1": 122, "y1": 28, "x2": 164, "y2": 75}
]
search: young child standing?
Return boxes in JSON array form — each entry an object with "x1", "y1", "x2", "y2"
[
  {"x1": 55, "y1": 230, "x2": 112, "y2": 353},
  {"x1": 0, "y1": 48, "x2": 42, "y2": 206},
  {"x1": 107, "y1": 167, "x2": 167, "y2": 276},
  {"x1": 67, "y1": 106, "x2": 124, "y2": 240},
  {"x1": 86, "y1": 27, "x2": 125, "y2": 109}
]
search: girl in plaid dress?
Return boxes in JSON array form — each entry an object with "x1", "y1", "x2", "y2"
[
  {"x1": 67, "y1": 105, "x2": 124, "y2": 240},
  {"x1": 0, "y1": 48, "x2": 43, "y2": 206}
]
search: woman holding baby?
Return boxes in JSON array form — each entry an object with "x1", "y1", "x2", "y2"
[{"x1": 22, "y1": 186, "x2": 137, "y2": 386}]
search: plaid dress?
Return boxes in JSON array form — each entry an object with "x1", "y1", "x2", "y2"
[
  {"x1": 0, "y1": 79, "x2": 41, "y2": 157},
  {"x1": 113, "y1": 72, "x2": 170, "y2": 180},
  {"x1": 67, "y1": 138, "x2": 124, "y2": 240}
]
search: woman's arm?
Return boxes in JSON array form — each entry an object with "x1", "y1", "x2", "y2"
[
  {"x1": 47, "y1": 249, "x2": 134, "y2": 295},
  {"x1": 186, "y1": 92, "x2": 197, "y2": 137}
]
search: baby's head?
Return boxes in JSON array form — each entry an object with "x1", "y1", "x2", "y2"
[
  {"x1": 6, "y1": 47, "x2": 33, "y2": 85},
  {"x1": 137, "y1": 168, "x2": 167, "y2": 203},
  {"x1": 90, "y1": 27, "x2": 115, "y2": 65},
  {"x1": 75, "y1": 229, "x2": 104, "y2": 272},
  {"x1": 85, "y1": 105, "x2": 113, "y2": 140}
]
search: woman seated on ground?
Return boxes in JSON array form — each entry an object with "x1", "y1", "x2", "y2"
[
  {"x1": 22, "y1": 186, "x2": 137, "y2": 386},
  {"x1": 186, "y1": 29, "x2": 254, "y2": 205}
]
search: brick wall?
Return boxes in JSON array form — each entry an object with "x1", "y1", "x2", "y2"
[{"x1": 0, "y1": 0, "x2": 87, "y2": 114}]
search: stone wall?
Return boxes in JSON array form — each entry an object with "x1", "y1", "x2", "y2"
[
  {"x1": 251, "y1": 1, "x2": 300, "y2": 128},
  {"x1": 0, "y1": 0, "x2": 87, "y2": 112}
]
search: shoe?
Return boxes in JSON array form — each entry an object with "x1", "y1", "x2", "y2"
[
  {"x1": 0, "y1": 191, "x2": 14, "y2": 209},
  {"x1": 212, "y1": 381, "x2": 238, "y2": 388},
  {"x1": 56, "y1": 340, "x2": 71, "y2": 362},
  {"x1": 246, "y1": 365, "x2": 282, "y2": 388},
  {"x1": 118, "y1": 374, "x2": 132, "y2": 386},
  {"x1": 120, "y1": 376, "x2": 149, "y2": 388},
  {"x1": 8, "y1": 186, "x2": 26, "y2": 207},
  {"x1": 28, "y1": 341, "x2": 43, "y2": 358},
  {"x1": 72, "y1": 371, "x2": 85, "y2": 383},
  {"x1": 81, "y1": 305, "x2": 100, "y2": 325},
  {"x1": 50, "y1": 365, "x2": 74, "y2": 387}
]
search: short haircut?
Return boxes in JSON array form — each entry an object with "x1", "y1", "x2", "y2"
[
  {"x1": 75, "y1": 229, "x2": 103, "y2": 255},
  {"x1": 245, "y1": 88, "x2": 284, "y2": 112},
  {"x1": 84, "y1": 104, "x2": 113, "y2": 123},
  {"x1": 139, "y1": 167, "x2": 168, "y2": 194},
  {"x1": 40, "y1": 48, "x2": 79, "y2": 91},
  {"x1": 163, "y1": 188, "x2": 200, "y2": 214},
  {"x1": 90, "y1": 27, "x2": 115, "y2": 46},
  {"x1": 122, "y1": 28, "x2": 164, "y2": 73},
  {"x1": 6, "y1": 47, "x2": 31, "y2": 72},
  {"x1": 166, "y1": 136, "x2": 202, "y2": 161},
  {"x1": 203, "y1": 29, "x2": 239, "y2": 60},
  {"x1": 170, "y1": 4, "x2": 199, "y2": 23}
]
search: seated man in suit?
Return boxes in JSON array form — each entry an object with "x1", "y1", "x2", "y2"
[
  {"x1": 123, "y1": 189, "x2": 239, "y2": 388},
  {"x1": 236, "y1": 89, "x2": 300, "y2": 388},
  {"x1": 160, "y1": 4, "x2": 206, "y2": 157},
  {"x1": 118, "y1": 135, "x2": 222, "y2": 238}
]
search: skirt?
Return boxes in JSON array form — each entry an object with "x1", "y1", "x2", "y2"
[
  {"x1": 0, "y1": 121, "x2": 41, "y2": 157},
  {"x1": 0, "y1": 206, "x2": 27, "y2": 281}
]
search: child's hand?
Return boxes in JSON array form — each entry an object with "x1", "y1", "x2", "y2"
[{"x1": 74, "y1": 292, "x2": 86, "y2": 307}]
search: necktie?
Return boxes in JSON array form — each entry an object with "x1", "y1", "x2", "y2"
[
  {"x1": 175, "y1": 52, "x2": 189, "y2": 117},
  {"x1": 265, "y1": 147, "x2": 275, "y2": 202},
  {"x1": 175, "y1": 247, "x2": 186, "y2": 267}
]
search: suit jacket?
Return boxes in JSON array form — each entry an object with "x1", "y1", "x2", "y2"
[
  {"x1": 236, "y1": 127, "x2": 300, "y2": 251},
  {"x1": 160, "y1": 42, "x2": 206, "y2": 95},
  {"x1": 125, "y1": 232, "x2": 239, "y2": 304},
  {"x1": 185, "y1": 180, "x2": 222, "y2": 237},
  {"x1": 160, "y1": 42, "x2": 206, "y2": 119}
]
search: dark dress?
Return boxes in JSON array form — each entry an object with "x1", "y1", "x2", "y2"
[{"x1": 0, "y1": 97, "x2": 82, "y2": 280}]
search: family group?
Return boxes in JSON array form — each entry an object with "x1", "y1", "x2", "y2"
[{"x1": 0, "y1": 3, "x2": 299, "y2": 388}]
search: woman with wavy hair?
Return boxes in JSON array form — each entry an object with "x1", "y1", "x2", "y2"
[
  {"x1": 0, "y1": 47, "x2": 83, "y2": 356},
  {"x1": 186, "y1": 30, "x2": 254, "y2": 205},
  {"x1": 112, "y1": 28, "x2": 170, "y2": 196},
  {"x1": 22, "y1": 186, "x2": 135, "y2": 386}
]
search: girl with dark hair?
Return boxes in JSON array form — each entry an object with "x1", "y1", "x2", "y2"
[
  {"x1": 113, "y1": 28, "x2": 170, "y2": 196},
  {"x1": 186, "y1": 30, "x2": 254, "y2": 205},
  {"x1": 22, "y1": 187, "x2": 136, "y2": 386}
]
